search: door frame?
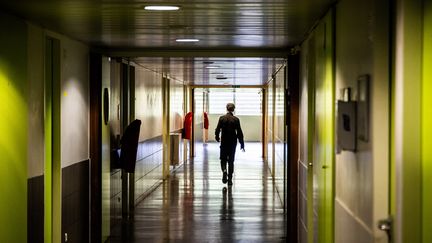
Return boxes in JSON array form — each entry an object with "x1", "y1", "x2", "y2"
[
  {"x1": 89, "y1": 52, "x2": 103, "y2": 243},
  {"x1": 44, "y1": 36, "x2": 61, "y2": 243},
  {"x1": 287, "y1": 54, "x2": 300, "y2": 242}
]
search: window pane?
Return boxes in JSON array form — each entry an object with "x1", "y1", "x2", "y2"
[
  {"x1": 235, "y1": 89, "x2": 262, "y2": 115},
  {"x1": 209, "y1": 88, "x2": 234, "y2": 114},
  {"x1": 208, "y1": 88, "x2": 261, "y2": 116}
]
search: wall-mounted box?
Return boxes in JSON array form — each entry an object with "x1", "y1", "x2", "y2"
[{"x1": 337, "y1": 100, "x2": 357, "y2": 151}]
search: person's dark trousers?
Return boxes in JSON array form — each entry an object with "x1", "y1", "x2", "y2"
[{"x1": 220, "y1": 143, "x2": 237, "y2": 182}]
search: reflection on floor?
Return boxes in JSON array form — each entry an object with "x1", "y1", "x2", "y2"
[{"x1": 109, "y1": 142, "x2": 286, "y2": 242}]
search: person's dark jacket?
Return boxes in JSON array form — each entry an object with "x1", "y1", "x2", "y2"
[{"x1": 215, "y1": 112, "x2": 244, "y2": 149}]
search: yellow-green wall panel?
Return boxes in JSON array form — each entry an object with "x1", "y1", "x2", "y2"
[
  {"x1": 394, "y1": 0, "x2": 423, "y2": 241},
  {"x1": 0, "y1": 12, "x2": 28, "y2": 243},
  {"x1": 323, "y1": 10, "x2": 335, "y2": 243},
  {"x1": 44, "y1": 38, "x2": 53, "y2": 243},
  {"x1": 306, "y1": 34, "x2": 316, "y2": 243},
  {"x1": 423, "y1": 0, "x2": 432, "y2": 242},
  {"x1": 52, "y1": 38, "x2": 62, "y2": 243},
  {"x1": 312, "y1": 9, "x2": 335, "y2": 243},
  {"x1": 44, "y1": 36, "x2": 62, "y2": 243}
]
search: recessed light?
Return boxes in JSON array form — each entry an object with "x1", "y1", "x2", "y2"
[
  {"x1": 240, "y1": 11, "x2": 263, "y2": 16},
  {"x1": 176, "y1": 38, "x2": 200, "y2": 42},
  {"x1": 144, "y1": 6, "x2": 180, "y2": 11}
]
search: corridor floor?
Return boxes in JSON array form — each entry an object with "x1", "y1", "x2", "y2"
[{"x1": 109, "y1": 142, "x2": 286, "y2": 242}]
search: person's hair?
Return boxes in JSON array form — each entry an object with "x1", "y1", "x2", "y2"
[{"x1": 226, "y1": 103, "x2": 235, "y2": 112}]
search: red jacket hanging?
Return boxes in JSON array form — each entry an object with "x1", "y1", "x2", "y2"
[
  {"x1": 203, "y1": 112, "x2": 209, "y2": 129},
  {"x1": 183, "y1": 112, "x2": 193, "y2": 140}
]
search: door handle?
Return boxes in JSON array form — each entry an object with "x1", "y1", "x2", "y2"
[{"x1": 378, "y1": 217, "x2": 392, "y2": 242}]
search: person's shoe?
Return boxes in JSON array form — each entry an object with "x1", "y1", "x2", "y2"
[
  {"x1": 222, "y1": 172, "x2": 228, "y2": 184},
  {"x1": 228, "y1": 179, "x2": 233, "y2": 186}
]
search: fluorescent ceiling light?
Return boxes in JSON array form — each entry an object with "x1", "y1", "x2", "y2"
[
  {"x1": 176, "y1": 38, "x2": 200, "y2": 42},
  {"x1": 144, "y1": 6, "x2": 180, "y2": 11},
  {"x1": 205, "y1": 65, "x2": 220, "y2": 69},
  {"x1": 241, "y1": 11, "x2": 264, "y2": 16}
]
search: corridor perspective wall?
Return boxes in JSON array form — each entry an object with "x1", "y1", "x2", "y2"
[
  {"x1": 264, "y1": 65, "x2": 287, "y2": 211},
  {"x1": 267, "y1": 78, "x2": 274, "y2": 174},
  {"x1": 109, "y1": 60, "x2": 123, "y2": 229},
  {"x1": 0, "y1": 12, "x2": 28, "y2": 243},
  {"x1": 169, "y1": 77, "x2": 185, "y2": 165},
  {"x1": 274, "y1": 68, "x2": 286, "y2": 207},
  {"x1": 170, "y1": 78, "x2": 184, "y2": 133},
  {"x1": 334, "y1": 0, "x2": 389, "y2": 242},
  {"x1": 133, "y1": 63, "x2": 185, "y2": 203},
  {"x1": 298, "y1": 0, "x2": 391, "y2": 242},
  {"x1": 134, "y1": 65, "x2": 164, "y2": 203}
]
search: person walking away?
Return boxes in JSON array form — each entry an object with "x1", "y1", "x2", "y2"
[{"x1": 215, "y1": 103, "x2": 245, "y2": 186}]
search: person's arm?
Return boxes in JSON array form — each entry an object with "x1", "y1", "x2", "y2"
[
  {"x1": 236, "y1": 119, "x2": 245, "y2": 151},
  {"x1": 215, "y1": 117, "x2": 222, "y2": 142}
]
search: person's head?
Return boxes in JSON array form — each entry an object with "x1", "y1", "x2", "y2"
[{"x1": 226, "y1": 103, "x2": 235, "y2": 112}]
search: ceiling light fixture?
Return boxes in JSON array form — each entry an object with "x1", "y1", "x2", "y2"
[
  {"x1": 144, "y1": 6, "x2": 180, "y2": 11},
  {"x1": 205, "y1": 65, "x2": 220, "y2": 69},
  {"x1": 176, "y1": 38, "x2": 200, "y2": 42}
]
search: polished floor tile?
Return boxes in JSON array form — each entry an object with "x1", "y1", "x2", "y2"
[{"x1": 109, "y1": 142, "x2": 286, "y2": 242}]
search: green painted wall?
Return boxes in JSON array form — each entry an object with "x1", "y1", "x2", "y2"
[
  {"x1": 313, "y1": 10, "x2": 335, "y2": 243},
  {"x1": 301, "y1": 9, "x2": 335, "y2": 243},
  {"x1": 44, "y1": 35, "x2": 62, "y2": 243},
  {"x1": 44, "y1": 37, "x2": 53, "y2": 243},
  {"x1": 0, "y1": 12, "x2": 28, "y2": 243},
  {"x1": 323, "y1": 11, "x2": 335, "y2": 243},
  {"x1": 393, "y1": 0, "x2": 423, "y2": 242},
  {"x1": 422, "y1": 0, "x2": 432, "y2": 242},
  {"x1": 306, "y1": 34, "x2": 315, "y2": 243}
]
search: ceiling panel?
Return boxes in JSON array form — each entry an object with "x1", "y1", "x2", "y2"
[
  {"x1": 0, "y1": 0, "x2": 335, "y2": 86},
  {"x1": 0, "y1": 0, "x2": 336, "y2": 49},
  {"x1": 131, "y1": 57, "x2": 285, "y2": 86}
]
